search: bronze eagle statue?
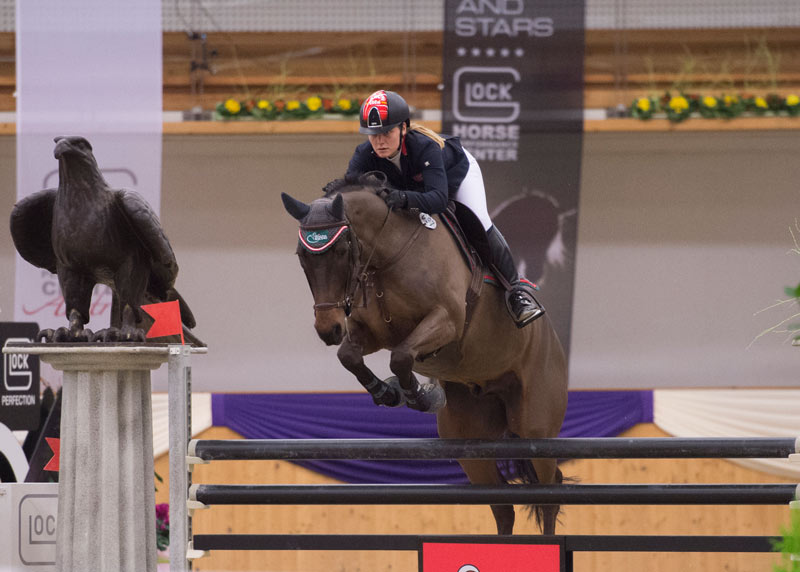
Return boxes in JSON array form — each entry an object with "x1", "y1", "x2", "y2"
[{"x1": 10, "y1": 136, "x2": 201, "y2": 344}]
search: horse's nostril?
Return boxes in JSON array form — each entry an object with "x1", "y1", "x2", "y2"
[{"x1": 332, "y1": 324, "x2": 342, "y2": 339}]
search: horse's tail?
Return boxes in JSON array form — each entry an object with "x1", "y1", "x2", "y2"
[{"x1": 499, "y1": 459, "x2": 568, "y2": 533}]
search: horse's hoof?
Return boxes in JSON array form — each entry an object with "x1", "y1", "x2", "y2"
[
  {"x1": 404, "y1": 382, "x2": 446, "y2": 414},
  {"x1": 373, "y1": 376, "x2": 406, "y2": 408}
]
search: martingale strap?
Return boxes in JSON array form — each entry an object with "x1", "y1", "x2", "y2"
[{"x1": 299, "y1": 224, "x2": 349, "y2": 253}]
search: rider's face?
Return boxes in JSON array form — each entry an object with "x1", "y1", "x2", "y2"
[{"x1": 368, "y1": 126, "x2": 402, "y2": 158}]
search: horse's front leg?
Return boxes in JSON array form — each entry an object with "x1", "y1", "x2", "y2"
[
  {"x1": 338, "y1": 334, "x2": 406, "y2": 408},
  {"x1": 389, "y1": 305, "x2": 455, "y2": 413}
]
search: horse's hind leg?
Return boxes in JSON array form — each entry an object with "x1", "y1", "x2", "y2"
[
  {"x1": 337, "y1": 335, "x2": 405, "y2": 407},
  {"x1": 534, "y1": 463, "x2": 563, "y2": 535},
  {"x1": 528, "y1": 458, "x2": 562, "y2": 535},
  {"x1": 436, "y1": 381, "x2": 515, "y2": 535}
]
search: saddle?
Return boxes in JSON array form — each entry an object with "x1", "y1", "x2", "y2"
[{"x1": 437, "y1": 202, "x2": 492, "y2": 331}]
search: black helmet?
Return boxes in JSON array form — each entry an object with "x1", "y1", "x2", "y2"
[{"x1": 359, "y1": 90, "x2": 410, "y2": 135}]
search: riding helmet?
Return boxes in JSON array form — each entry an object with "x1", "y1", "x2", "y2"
[{"x1": 359, "y1": 90, "x2": 410, "y2": 135}]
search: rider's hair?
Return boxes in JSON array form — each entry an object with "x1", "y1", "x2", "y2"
[{"x1": 408, "y1": 123, "x2": 445, "y2": 149}]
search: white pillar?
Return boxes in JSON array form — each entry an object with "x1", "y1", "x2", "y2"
[{"x1": 11, "y1": 345, "x2": 170, "y2": 572}]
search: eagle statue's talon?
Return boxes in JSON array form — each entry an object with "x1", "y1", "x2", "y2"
[
  {"x1": 50, "y1": 326, "x2": 92, "y2": 343},
  {"x1": 37, "y1": 329, "x2": 55, "y2": 343},
  {"x1": 120, "y1": 326, "x2": 146, "y2": 343},
  {"x1": 90, "y1": 328, "x2": 119, "y2": 343}
]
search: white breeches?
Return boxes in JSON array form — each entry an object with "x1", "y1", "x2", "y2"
[{"x1": 454, "y1": 149, "x2": 493, "y2": 231}]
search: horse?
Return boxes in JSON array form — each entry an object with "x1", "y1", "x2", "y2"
[{"x1": 281, "y1": 176, "x2": 569, "y2": 535}]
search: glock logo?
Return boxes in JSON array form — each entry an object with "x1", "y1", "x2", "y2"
[
  {"x1": 4, "y1": 338, "x2": 33, "y2": 391},
  {"x1": 453, "y1": 66, "x2": 521, "y2": 123},
  {"x1": 19, "y1": 494, "x2": 57, "y2": 566}
]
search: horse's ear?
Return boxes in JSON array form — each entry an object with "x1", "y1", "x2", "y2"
[
  {"x1": 281, "y1": 192, "x2": 311, "y2": 221},
  {"x1": 331, "y1": 193, "x2": 345, "y2": 220}
]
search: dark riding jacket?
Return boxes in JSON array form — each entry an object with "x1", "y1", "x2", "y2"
[{"x1": 345, "y1": 130, "x2": 470, "y2": 214}]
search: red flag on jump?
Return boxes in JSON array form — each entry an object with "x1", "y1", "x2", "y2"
[
  {"x1": 141, "y1": 300, "x2": 184, "y2": 344},
  {"x1": 43, "y1": 437, "x2": 60, "y2": 472}
]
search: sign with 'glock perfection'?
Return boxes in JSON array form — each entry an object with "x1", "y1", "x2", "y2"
[{"x1": 0, "y1": 322, "x2": 41, "y2": 430}]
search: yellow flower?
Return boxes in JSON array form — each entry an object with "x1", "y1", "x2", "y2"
[
  {"x1": 723, "y1": 94, "x2": 738, "y2": 106},
  {"x1": 755, "y1": 96, "x2": 768, "y2": 109},
  {"x1": 306, "y1": 96, "x2": 322, "y2": 112},
  {"x1": 636, "y1": 98, "x2": 651, "y2": 112},
  {"x1": 257, "y1": 99, "x2": 272, "y2": 110},
  {"x1": 702, "y1": 96, "x2": 717, "y2": 108},
  {"x1": 286, "y1": 100, "x2": 301, "y2": 111},
  {"x1": 669, "y1": 96, "x2": 689, "y2": 111},
  {"x1": 337, "y1": 98, "x2": 352, "y2": 111},
  {"x1": 224, "y1": 99, "x2": 241, "y2": 114},
  {"x1": 787, "y1": 94, "x2": 799, "y2": 107}
]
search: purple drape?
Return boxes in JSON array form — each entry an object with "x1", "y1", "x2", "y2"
[{"x1": 211, "y1": 391, "x2": 653, "y2": 484}]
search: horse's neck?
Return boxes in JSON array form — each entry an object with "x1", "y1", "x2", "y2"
[{"x1": 347, "y1": 194, "x2": 410, "y2": 267}]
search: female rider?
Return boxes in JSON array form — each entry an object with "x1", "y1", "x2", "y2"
[{"x1": 346, "y1": 90, "x2": 543, "y2": 328}]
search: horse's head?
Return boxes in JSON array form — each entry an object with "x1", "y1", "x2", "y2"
[
  {"x1": 282, "y1": 179, "x2": 387, "y2": 346},
  {"x1": 282, "y1": 191, "x2": 353, "y2": 345}
]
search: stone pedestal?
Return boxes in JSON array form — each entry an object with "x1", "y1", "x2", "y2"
[{"x1": 14, "y1": 345, "x2": 170, "y2": 572}]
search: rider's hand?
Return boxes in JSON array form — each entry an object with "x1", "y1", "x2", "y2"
[{"x1": 384, "y1": 190, "x2": 408, "y2": 210}]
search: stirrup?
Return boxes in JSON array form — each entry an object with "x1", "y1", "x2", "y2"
[{"x1": 506, "y1": 290, "x2": 545, "y2": 329}]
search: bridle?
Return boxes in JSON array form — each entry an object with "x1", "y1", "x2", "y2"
[
  {"x1": 302, "y1": 193, "x2": 423, "y2": 329},
  {"x1": 305, "y1": 206, "x2": 390, "y2": 318}
]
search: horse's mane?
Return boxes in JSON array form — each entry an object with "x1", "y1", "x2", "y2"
[{"x1": 321, "y1": 172, "x2": 390, "y2": 198}]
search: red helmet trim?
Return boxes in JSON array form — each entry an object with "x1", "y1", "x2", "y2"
[{"x1": 362, "y1": 90, "x2": 389, "y2": 127}]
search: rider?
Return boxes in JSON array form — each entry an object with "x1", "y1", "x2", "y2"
[{"x1": 346, "y1": 89, "x2": 544, "y2": 328}]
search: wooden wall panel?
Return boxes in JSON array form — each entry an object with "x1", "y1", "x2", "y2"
[{"x1": 154, "y1": 423, "x2": 794, "y2": 571}]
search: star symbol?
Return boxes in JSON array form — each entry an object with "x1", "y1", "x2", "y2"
[
  {"x1": 457, "y1": 47, "x2": 467, "y2": 57},
  {"x1": 471, "y1": 47, "x2": 481, "y2": 57},
  {"x1": 514, "y1": 48, "x2": 525, "y2": 57},
  {"x1": 486, "y1": 48, "x2": 496, "y2": 57},
  {"x1": 500, "y1": 48, "x2": 510, "y2": 57}
]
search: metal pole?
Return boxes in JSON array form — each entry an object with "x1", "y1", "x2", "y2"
[
  {"x1": 190, "y1": 483, "x2": 799, "y2": 506},
  {"x1": 168, "y1": 345, "x2": 192, "y2": 572},
  {"x1": 190, "y1": 437, "x2": 800, "y2": 461}
]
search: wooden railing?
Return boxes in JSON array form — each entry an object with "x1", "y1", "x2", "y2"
[{"x1": 2, "y1": 28, "x2": 800, "y2": 114}]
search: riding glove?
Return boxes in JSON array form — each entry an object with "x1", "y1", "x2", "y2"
[{"x1": 384, "y1": 190, "x2": 408, "y2": 210}]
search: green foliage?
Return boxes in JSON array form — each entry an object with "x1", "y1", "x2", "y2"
[{"x1": 772, "y1": 509, "x2": 800, "y2": 572}]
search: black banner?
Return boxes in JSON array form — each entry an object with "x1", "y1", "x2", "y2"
[
  {"x1": 442, "y1": 0, "x2": 585, "y2": 356},
  {"x1": 0, "y1": 322, "x2": 40, "y2": 430}
]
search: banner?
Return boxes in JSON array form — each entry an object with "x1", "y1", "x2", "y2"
[
  {"x1": 442, "y1": 0, "x2": 585, "y2": 356},
  {"x1": 14, "y1": 0, "x2": 163, "y2": 332},
  {"x1": 0, "y1": 322, "x2": 40, "y2": 431}
]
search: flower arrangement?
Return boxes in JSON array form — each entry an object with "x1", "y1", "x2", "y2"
[
  {"x1": 155, "y1": 503, "x2": 169, "y2": 551},
  {"x1": 630, "y1": 92, "x2": 800, "y2": 123},
  {"x1": 215, "y1": 95, "x2": 361, "y2": 121}
]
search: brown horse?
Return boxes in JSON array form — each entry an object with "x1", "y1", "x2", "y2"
[{"x1": 281, "y1": 177, "x2": 568, "y2": 534}]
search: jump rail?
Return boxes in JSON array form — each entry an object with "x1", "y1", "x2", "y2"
[
  {"x1": 190, "y1": 483, "x2": 798, "y2": 506},
  {"x1": 189, "y1": 436, "x2": 800, "y2": 461},
  {"x1": 173, "y1": 399, "x2": 800, "y2": 571}
]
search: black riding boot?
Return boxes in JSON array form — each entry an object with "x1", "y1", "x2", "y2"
[{"x1": 487, "y1": 225, "x2": 545, "y2": 328}]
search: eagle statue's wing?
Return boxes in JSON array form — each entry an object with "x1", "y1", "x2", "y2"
[
  {"x1": 10, "y1": 189, "x2": 58, "y2": 274},
  {"x1": 113, "y1": 189, "x2": 179, "y2": 291}
]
